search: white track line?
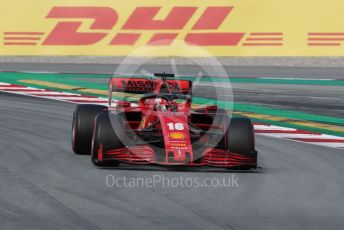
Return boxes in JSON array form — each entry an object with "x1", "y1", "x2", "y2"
[
  {"x1": 0, "y1": 87, "x2": 39, "y2": 90},
  {"x1": 254, "y1": 125, "x2": 296, "y2": 131},
  {"x1": 311, "y1": 142, "x2": 344, "y2": 148},
  {"x1": 43, "y1": 97, "x2": 107, "y2": 101},
  {"x1": 258, "y1": 133, "x2": 344, "y2": 139},
  {"x1": 29, "y1": 92, "x2": 80, "y2": 96}
]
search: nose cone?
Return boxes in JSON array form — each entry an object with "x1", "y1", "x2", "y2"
[{"x1": 157, "y1": 112, "x2": 193, "y2": 164}]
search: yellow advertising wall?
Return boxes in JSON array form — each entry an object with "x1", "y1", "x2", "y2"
[{"x1": 1, "y1": 0, "x2": 344, "y2": 56}]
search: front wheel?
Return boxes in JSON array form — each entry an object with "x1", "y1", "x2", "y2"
[
  {"x1": 227, "y1": 117, "x2": 255, "y2": 155},
  {"x1": 72, "y1": 104, "x2": 107, "y2": 155},
  {"x1": 91, "y1": 113, "x2": 124, "y2": 166}
]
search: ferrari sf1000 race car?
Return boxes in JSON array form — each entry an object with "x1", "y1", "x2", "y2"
[{"x1": 72, "y1": 73, "x2": 258, "y2": 169}]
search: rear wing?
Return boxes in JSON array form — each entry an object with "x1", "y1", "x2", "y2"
[
  {"x1": 165, "y1": 79, "x2": 192, "y2": 95},
  {"x1": 109, "y1": 75, "x2": 192, "y2": 95},
  {"x1": 110, "y1": 77, "x2": 153, "y2": 94}
]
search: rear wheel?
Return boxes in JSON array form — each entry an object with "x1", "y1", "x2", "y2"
[
  {"x1": 91, "y1": 113, "x2": 124, "y2": 166},
  {"x1": 72, "y1": 104, "x2": 107, "y2": 155}
]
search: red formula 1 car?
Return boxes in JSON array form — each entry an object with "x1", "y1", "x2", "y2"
[{"x1": 72, "y1": 73, "x2": 257, "y2": 169}]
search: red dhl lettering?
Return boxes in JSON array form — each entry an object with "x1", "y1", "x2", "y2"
[
  {"x1": 41, "y1": 6, "x2": 242, "y2": 46},
  {"x1": 3, "y1": 6, "x2": 286, "y2": 47}
]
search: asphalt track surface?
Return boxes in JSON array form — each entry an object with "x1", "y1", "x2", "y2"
[{"x1": 1, "y1": 64, "x2": 344, "y2": 230}]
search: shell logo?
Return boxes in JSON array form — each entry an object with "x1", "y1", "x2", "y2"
[{"x1": 169, "y1": 132, "x2": 186, "y2": 140}]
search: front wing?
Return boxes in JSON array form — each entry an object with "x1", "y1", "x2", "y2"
[{"x1": 97, "y1": 145, "x2": 257, "y2": 168}]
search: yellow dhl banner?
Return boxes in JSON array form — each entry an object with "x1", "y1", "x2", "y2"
[{"x1": 1, "y1": 0, "x2": 344, "y2": 56}]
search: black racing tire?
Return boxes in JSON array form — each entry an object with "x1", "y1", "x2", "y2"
[
  {"x1": 216, "y1": 116, "x2": 255, "y2": 154},
  {"x1": 91, "y1": 113, "x2": 124, "y2": 166},
  {"x1": 72, "y1": 104, "x2": 107, "y2": 155},
  {"x1": 227, "y1": 117, "x2": 255, "y2": 155}
]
